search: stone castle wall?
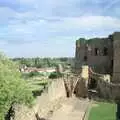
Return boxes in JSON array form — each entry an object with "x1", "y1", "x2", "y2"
[
  {"x1": 113, "y1": 32, "x2": 120, "y2": 83},
  {"x1": 97, "y1": 79, "x2": 120, "y2": 101},
  {"x1": 14, "y1": 78, "x2": 66, "y2": 120},
  {"x1": 75, "y1": 36, "x2": 113, "y2": 74},
  {"x1": 74, "y1": 78, "x2": 88, "y2": 98}
]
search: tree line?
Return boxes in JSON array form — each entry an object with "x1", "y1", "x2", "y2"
[{"x1": 12, "y1": 57, "x2": 74, "y2": 68}]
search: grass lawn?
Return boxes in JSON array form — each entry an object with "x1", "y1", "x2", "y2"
[
  {"x1": 25, "y1": 78, "x2": 50, "y2": 97},
  {"x1": 88, "y1": 102, "x2": 116, "y2": 120}
]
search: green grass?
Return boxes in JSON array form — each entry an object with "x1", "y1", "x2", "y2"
[
  {"x1": 88, "y1": 102, "x2": 116, "y2": 120},
  {"x1": 29, "y1": 85, "x2": 44, "y2": 91},
  {"x1": 25, "y1": 78, "x2": 50, "y2": 97},
  {"x1": 26, "y1": 79, "x2": 48, "y2": 85},
  {"x1": 27, "y1": 79, "x2": 48, "y2": 88}
]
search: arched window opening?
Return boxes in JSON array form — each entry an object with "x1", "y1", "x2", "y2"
[
  {"x1": 103, "y1": 47, "x2": 108, "y2": 56},
  {"x1": 94, "y1": 48, "x2": 99, "y2": 56},
  {"x1": 84, "y1": 56, "x2": 87, "y2": 61}
]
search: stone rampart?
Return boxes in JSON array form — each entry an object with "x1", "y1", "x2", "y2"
[
  {"x1": 97, "y1": 78, "x2": 120, "y2": 101},
  {"x1": 14, "y1": 78, "x2": 66, "y2": 120}
]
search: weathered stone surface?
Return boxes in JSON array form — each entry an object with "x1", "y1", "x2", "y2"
[
  {"x1": 74, "y1": 79, "x2": 88, "y2": 98},
  {"x1": 14, "y1": 78, "x2": 66, "y2": 120},
  {"x1": 75, "y1": 32, "x2": 120, "y2": 83},
  {"x1": 81, "y1": 65, "x2": 89, "y2": 80},
  {"x1": 97, "y1": 79, "x2": 120, "y2": 101},
  {"x1": 49, "y1": 97, "x2": 90, "y2": 120},
  {"x1": 75, "y1": 35, "x2": 113, "y2": 74},
  {"x1": 112, "y1": 73, "x2": 120, "y2": 83},
  {"x1": 113, "y1": 32, "x2": 120, "y2": 83}
]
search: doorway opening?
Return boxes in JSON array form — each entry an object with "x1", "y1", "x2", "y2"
[{"x1": 88, "y1": 78, "x2": 97, "y2": 89}]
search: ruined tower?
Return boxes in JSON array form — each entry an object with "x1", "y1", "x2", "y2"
[
  {"x1": 75, "y1": 36, "x2": 113, "y2": 74},
  {"x1": 112, "y1": 32, "x2": 120, "y2": 83},
  {"x1": 75, "y1": 38, "x2": 87, "y2": 73}
]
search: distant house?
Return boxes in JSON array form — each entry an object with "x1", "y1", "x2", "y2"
[
  {"x1": 20, "y1": 67, "x2": 56, "y2": 73},
  {"x1": 56, "y1": 64, "x2": 64, "y2": 73},
  {"x1": 19, "y1": 65, "x2": 27, "y2": 72}
]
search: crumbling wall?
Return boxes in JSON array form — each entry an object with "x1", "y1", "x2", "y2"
[
  {"x1": 113, "y1": 32, "x2": 120, "y2": 83},
  {"x1": 14, "y1": 78, "x2": 66, "y2": 120},
  {"x1": 75, "y1": 36, "x2": 113, "y2": 74},
  {"x1": 14, "y1": 104, "x2": 36, "y2": 120},
  {"x1": 97, "y1": 79, "x2": 120, "y2": 101},
  {"x1": 72, "y1": 66, "x2": 88, "y2": 98},
  {"x1": 48, "y1": 78, "x2": 66, "y2": 101},
  {"x1": 74, "y1": 78, "x2": 88, "y2": 98},
  {"x1": 75, "y1": 39, "x2": 87, "y2": 73},
  {"x1": 87, "y1": 38, "x2": 113, "y2": 74}
]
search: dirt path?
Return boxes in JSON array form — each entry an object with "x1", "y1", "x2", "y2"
[{"x1": 48, "y1": 97, "x2": 90, "y2": 120}]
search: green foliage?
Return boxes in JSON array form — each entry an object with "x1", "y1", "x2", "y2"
[
  {"x1": 26, "y1": 79, "x2": 49, "y2": 97},
  {"x1": 49, "y1": 72, "x2": 63, "y2": 79},
  {"x1": 22, "y1": 71, "x2": 45, "y2": 78},
  {"x1": 12, "y1": 57, "x2": 73, "y2": 68},
  {"x1": 0, "y1": 53, "x2": 34, "y2": 120},
  {"x1": 76, "y1": 38, "x2": 86, "y2": 44},
  {"x1": 28, "y1": 71, "x2": 40, "y2": 77}
]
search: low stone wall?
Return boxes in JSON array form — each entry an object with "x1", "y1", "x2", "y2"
[
  {"x1": 48, "y1": 78, "x2": 66, "y2": 101},
  {"x1": 14, "y1": 78, "x2": 66, "y2": 120},
  {"x1": 63, "y1": 73, "x2": 88, "y2": 98},
  {"x1": 14, "y1": 104, "x2": 36, "y2": 120},
  {"x1": 97, "y1": 79, "x2": 120, "y2": 101},
  {"x1": 74, "y1": 78, "x2": 88, "y2": 98}
]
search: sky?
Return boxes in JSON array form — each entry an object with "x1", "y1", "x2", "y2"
[{"x1": 0, "y1": 0, "x2": 120, "y2": 57}]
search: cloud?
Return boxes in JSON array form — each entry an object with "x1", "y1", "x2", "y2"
[
  {"x1": 8, "y1": 15, "x2": 120, "y2": 33},
  {"x1": 53, "y1": 16, "x2": 120, "y2": 30},
  {"x1": 103, "y1": 0, "x2": 120, "y2": 10},
  {"x1": 0, "y1": 0, "x2": 120, "y2": 57},
  {"x1": 1, "y1": 12, "x2": 120, "y2": 45}
]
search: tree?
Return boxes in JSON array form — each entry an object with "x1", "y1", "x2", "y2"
[
  {"x1": 49, "y1": 72, "x2": 63, "y2": 79},
  {"x1": 12, "y1": 57, "x2": 73, "y2": 69},
  {"x1": 0, "y1": 53, "x2": 34, "y2": 120}
]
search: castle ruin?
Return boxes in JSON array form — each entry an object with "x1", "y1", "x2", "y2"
[{"x1": 75, "y1": 32, "x2": 120, "y2": 83}]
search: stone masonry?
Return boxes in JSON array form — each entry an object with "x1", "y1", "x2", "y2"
[{"x1": 75, "y1": 32, "x2": 120, "y2": 83}]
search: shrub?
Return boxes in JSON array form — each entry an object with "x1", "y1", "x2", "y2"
[
  {"x1": 0, "y1": 53, "x2": 34, "y2": 120},
  {"x1": 28, "y1": 71, "x2": 40, "y2": 77},
  {"x1": 49, "y1": 72, "x2": 63, "y2": 79}
]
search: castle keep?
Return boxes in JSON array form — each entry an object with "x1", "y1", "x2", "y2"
[{"x1": 75, "y1": 32, "x2": 120, "y2": 83}]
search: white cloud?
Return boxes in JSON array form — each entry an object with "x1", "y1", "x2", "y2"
[
  {"x1": 0, "y1": 0, "x2": 120, "y2": 57},
  {"x1": 41, "y1": 16, "x2": 120, "y2": 32},
  {"x1": 1, "y1": 12, "x2": 120, "y2": 41},
  {"x1": 103, "y1": 0, "x2": 120, "y2": 10}
]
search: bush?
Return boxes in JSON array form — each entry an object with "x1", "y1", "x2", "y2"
[
  {"x1": 22, "y1": 71, "x2": 45, "y2": 78},
  {"x1": 28, "y1": 71, "x2": 40, "y2": 77},
  {"x1": 0, "y1": 53, "x2": 34, "y2": 120},
  {"x1": 28, "y1": 71, "x2": 46, "y2": 78},
  {"x1": 49, "y1": 72, "x2": 63, "y2": 79}
]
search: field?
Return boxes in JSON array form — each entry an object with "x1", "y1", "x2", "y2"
[
  {"x1": 22, "y1": 72, "x2": 50, "y2": 97},
  {"x1": 88, "y1": 102, "x2": 116, "y2": 120},
  {"x1": 26, "y1": 77, "x2": 51, "y2": 97},
  {"x1": 26, "y1": 79, "x2": 49, "y2": 91}
]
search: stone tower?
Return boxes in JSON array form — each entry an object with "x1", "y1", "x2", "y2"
[
  {"x1": 75, "y1": 38, "x2": 87, "y2": 73},
  {"x1": 112, "y1": 32, "x2": 120, "y2": 83},
  {"x1": 75, "y1": 36, "x2": 113, "y2": 74}
]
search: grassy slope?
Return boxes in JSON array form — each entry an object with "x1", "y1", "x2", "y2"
[
  {"x1": 22, "y1": 72, "x2": 49, "y2": 92},
  {"x1": 26, "y1": 79, "x2": 49, "y2": 91},
  {"x1": 89, "y1": 102, "x2": 116, "y2": 120}
]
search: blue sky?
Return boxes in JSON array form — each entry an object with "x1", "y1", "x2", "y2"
[{"x1": 0, "y1": 0, "x2": 120, "y2": 57}]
